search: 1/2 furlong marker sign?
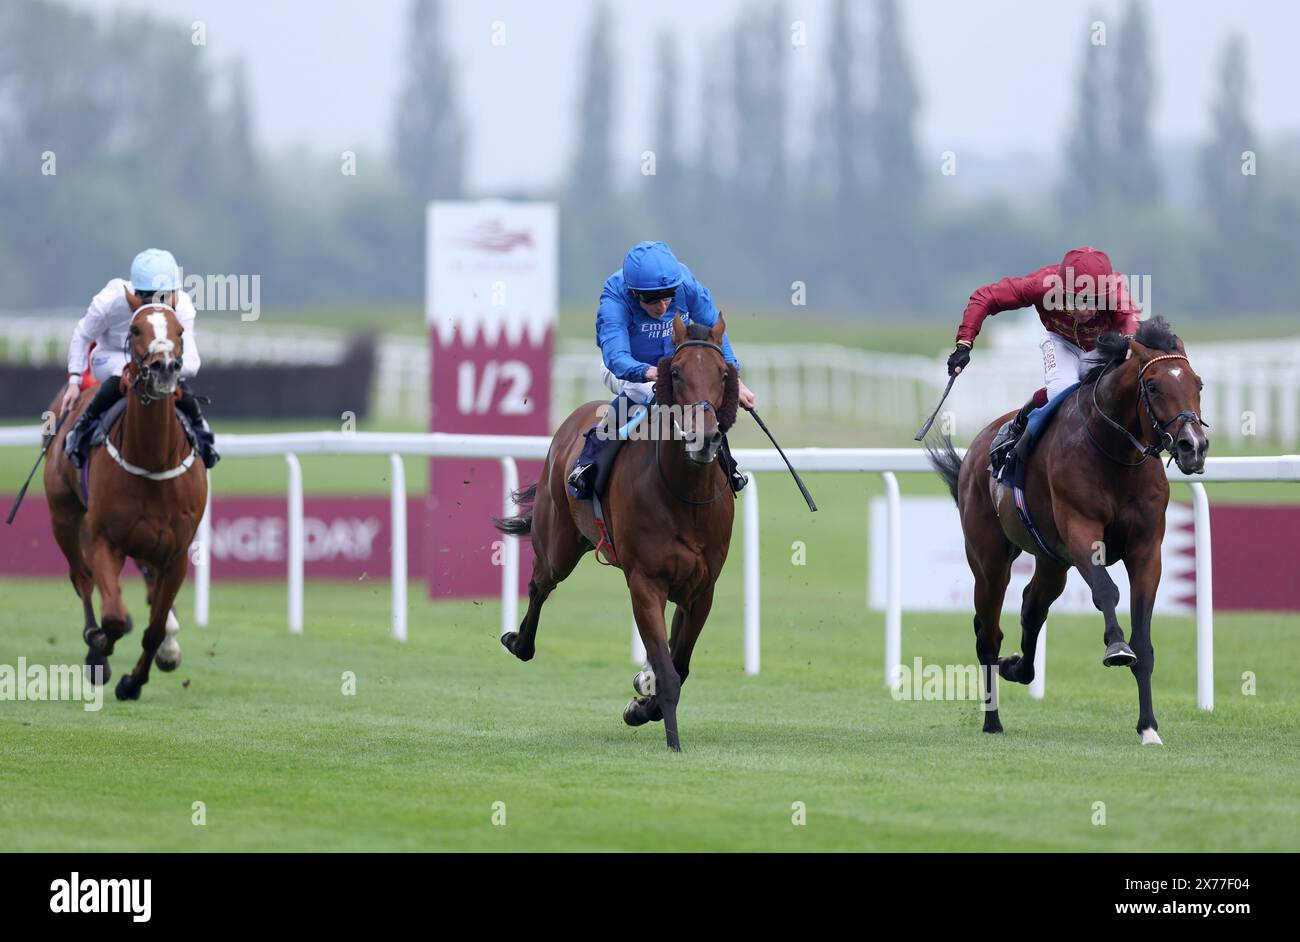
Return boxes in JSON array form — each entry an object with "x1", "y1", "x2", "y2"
[{"x1": 425, "y1": 201, "x2": 557, "y2": 597}]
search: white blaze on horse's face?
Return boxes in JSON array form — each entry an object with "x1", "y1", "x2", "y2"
[{"x1": 134, "y1": 307, "x2": 182, "y2": 397}]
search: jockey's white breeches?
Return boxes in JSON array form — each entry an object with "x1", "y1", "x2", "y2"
[
  {"x1": 89, "y1": 348, "x2": 130, "y2": 384},
  {"x1": 1040, "y1": 326, "x2": 1108, "y2": 400},
  {"x1": 601, "y1": 366, "x2": 655, "y2": 405}
]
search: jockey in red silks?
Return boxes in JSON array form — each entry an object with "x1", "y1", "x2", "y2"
[{"x1": 946, "y1": 246, "x2": 1141, "y2": 468}]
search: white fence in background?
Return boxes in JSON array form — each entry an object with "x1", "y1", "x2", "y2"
[
  {"x1": 5, "y1": 424, "x2": 1294, "y2": 711},
  {"x1": 7, "y1": 311, "x2": 1298, "y2": 447}
]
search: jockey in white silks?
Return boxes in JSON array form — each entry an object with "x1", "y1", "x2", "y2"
[{"x1": 60, "y1": 248, "x2": 220, "y2": 469}]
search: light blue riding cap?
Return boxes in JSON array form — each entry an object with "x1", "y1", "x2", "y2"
[{"x1": 130, "y1": 248, "x2": 181, "y2": 293}]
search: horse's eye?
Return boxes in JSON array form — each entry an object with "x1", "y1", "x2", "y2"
[
  {"x1": 671, "y1": 368, "x2": 680, "y2": 381},
  {"x1": 130, "y1": 326, "x2": 140, "y2": 337},
  {"x1": 1145, "y1": 380, "x2": 1159, "y2": 393},
  {"x1": 1196, "y1": 379, "x2": 1204, "y2": 391}
]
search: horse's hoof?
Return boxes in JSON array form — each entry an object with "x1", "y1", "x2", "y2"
[
  {"x1": 633, "y1": 669, "x2": 656, "y2": 697},
  {"x1": 500, "y1": 632, "x2": 533, "y2": 662},
  {"x1": 115, "y1": 675, "x2": 142, "y2": 701},
  {"x1": 665, "y1": 736, "x2": 682, "y2": 753},
  {"x1": 83, "y1": 627, "x2": 107, "y2": 653},
  {"x1": 1139, "y1": 728, "x2": 1163, "y2": 746},
  {"x1": 155, "y1": 648, "x2": 182, "y2": 672},
  {"x1": 983, "y1": 717, "x2": 1004, "y2": 734},
  {"x1": 84, "y1": 654, "x2": 110, "y2": 686},
  {"x1": 1102, "y1": 641, "x2": 1137, "y2": 667},
  {"x1": 997, "y1": 654, "x2": 1026, "y2": 683},
  {"x1": 623, "y1": 697, "x2": 655, "y2": 727}
]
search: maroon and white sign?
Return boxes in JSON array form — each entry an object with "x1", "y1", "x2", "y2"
[
  {"x1": 425, "y1": 201, "x2": 557, "y2": 598},
  {"x1": 1, "y1": 496, "x2": 416, "y2": 580}
]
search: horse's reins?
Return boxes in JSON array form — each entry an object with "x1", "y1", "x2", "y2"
[
  {"x1": 655, "y1": 338, "x2": 729, "y2": 506},
  {"x1": 1082, "y1": 350, "x2": 1208, "y2": 468}
]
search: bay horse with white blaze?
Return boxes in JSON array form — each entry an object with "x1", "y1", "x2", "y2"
[
  {"x1": 926, "y1": 317, "x2": 1208, "y2": 744},
  {"x1": 494, "y1": 315, "x2": 738, "y2": 751},
  {"x1": 44, "y1": 297, "x2": 208, "y2": 701}
]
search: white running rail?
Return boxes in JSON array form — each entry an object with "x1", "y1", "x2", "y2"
[{"x1": 1, "y1": 425, "x2": 1296, "y2": 711}]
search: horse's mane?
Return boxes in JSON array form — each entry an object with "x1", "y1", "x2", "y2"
[
  {"x1": 1081, "y1": 315, "x2": 1179, "y2": 385},
  {"x1": 652, "y1": 323, "x2": 740, "y2": 432}
]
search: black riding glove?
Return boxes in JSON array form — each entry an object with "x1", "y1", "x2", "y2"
[{"x1": 947, "y1": 343, "x2": 971, "y2": 376}]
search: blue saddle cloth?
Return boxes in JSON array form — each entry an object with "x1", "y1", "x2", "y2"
[{"x1": 1025, "y1": 382, "x2": 1080, "y2": 441}]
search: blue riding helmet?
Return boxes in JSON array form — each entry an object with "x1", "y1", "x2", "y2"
[
  {"x1": 130, "y1": 248, "x2": 181, "y2": 293},
  {"x1": 622, "y1": 241, "x2": 684, "y2": 293}
]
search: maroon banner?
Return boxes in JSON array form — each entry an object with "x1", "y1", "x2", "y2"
[{"x1": 1, "y1": 496, "x2": 420, "y2": 582}]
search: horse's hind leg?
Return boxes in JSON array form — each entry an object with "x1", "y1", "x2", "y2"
[
  {"x1": 1000, "y1": 562, "x2": 1068, "y2": 685},
  {"x1": 140, "y1": 563, "x2": 182, "y2": 669},
  {"x1": 501, "y1": 501, "x2": 585, "y2": 663},
  {"x1": 966, "y1": 537, "x2": 1014, "y2": 734},
  {"x1": 117, "y1": 558, "x2": 186, "y2": 701}
]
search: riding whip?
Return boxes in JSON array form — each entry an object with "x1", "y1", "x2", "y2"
[
  {"x1": 914, "y1": 373, "x2": 958, "y2": 441},
  {"x1": 745, "y1": 406, "x2": 817, "y2": 512},
  {"x1": 6, "y1": 410, "x2": 69, "y2": 525}
]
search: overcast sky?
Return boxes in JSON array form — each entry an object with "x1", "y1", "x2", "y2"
[{"x1": 74, "y1": 0, "x2": 1299, "y2": 193}]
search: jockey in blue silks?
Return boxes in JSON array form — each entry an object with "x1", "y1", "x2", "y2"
[{"x1": 567, "y1": 241, "x2": 756, "y2": 499}]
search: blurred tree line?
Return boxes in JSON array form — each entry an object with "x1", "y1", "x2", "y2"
[{"x1": 1, "y1": 0, "x2": 1296, "y2": 321}]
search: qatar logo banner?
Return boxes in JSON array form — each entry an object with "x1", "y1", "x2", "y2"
[{"x1": 425, "y1": 201, "x2": 556, "y2": 598}]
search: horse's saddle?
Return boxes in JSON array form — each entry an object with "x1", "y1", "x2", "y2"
[{"x1": 990, "y1": 382, "x2": 1080, "y2": 487}]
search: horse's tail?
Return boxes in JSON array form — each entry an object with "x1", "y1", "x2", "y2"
[
  {"x1": 492, "y1": 481, "x2": 538, "y2": 536},
  {"x1": 924, "y1": 433, "x2": 963, "y2": 506}
]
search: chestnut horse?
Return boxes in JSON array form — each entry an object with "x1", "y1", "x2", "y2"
[
  {"x1": 494, "y1": 315, "x2": 738, "y2": 751},
  {"x1": 926, "y1": 317, "x2": 1208, "y2": 743},
  {"x1": 44, "y1": 298, "x2": 208, "y2": 701}
]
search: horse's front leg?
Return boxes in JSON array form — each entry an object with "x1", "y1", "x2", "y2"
[
  {"x1": 117, "y1": 557, "x2": 187, "y2": 701},
  {"x1": 1123, "y1": 542, "x2": 1163, "y2": 745},
  {"x1": 624, "y1": 574, "x2": 681, "y2": 751},
  {"x1": 85, "y1": 537, "x2": 127, "y2": 685},
  {"x1": 1061, "y1": 519, "x2": 1135, "y2": 667}
]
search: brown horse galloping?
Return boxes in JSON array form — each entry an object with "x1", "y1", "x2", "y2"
[
  {"x1": 927, "y1": 317, "x2": 1208, "y2": 743},
  {"x1": 44, "y1": 297, "x2": 208, "y2": 701},
  {"x1": 494, "y1": 315, "x2": 738, "y2": 751}
]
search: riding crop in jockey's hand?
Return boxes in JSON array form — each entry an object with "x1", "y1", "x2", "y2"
[
  {"x1": 917, "y1": 341, "x2": 972, "y2": 441},
  {"x1": 744, "y1": 405, "x2": 816, "y2": 512},
  {"x1": 5, "y1": 411, "x2": 69, "y2": 525}
]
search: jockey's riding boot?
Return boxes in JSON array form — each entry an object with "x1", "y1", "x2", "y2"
[
  {"x1": 719, "y1": 434, "x2": 748, "y2": 494},
  {"x1": 567, "y1": 425, "x2": 606, "y2": 499},
  {"x1": 64, "y1": 377, "x2": 124, "y2": 470},
  {"x1": 1010, "y1": 394, "x2": 1038, "y2": 441},
  {"x1": 177, "y1": 385, "x2": 220, "y2": 469}
]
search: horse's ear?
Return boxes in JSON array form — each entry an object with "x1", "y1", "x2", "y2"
[
  {"x1": 124, "y1": 287, "x2": 143, "y2": 313},
  {"x1": 709, "y1": 314, "x2": 726, "y2": 347},
  {"x1": 671, "y1": 314, "x2": 688, "y2": 346}
]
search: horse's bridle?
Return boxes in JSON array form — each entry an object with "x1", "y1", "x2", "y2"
[
  {"x1": 1083, "y1": 351, "x2": 1208, "y2": 467},
  {"x1": 655, "y1": 338, "x2": 729, "y2": 505},
  {"x1": 122, "y1": 302, "x2": 184, "y2": 404}
]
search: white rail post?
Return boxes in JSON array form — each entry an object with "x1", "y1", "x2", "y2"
[
  {"x1": 881, "y1": 471, "x2": 902, "y2": 689},
  {"x1": 499, "y1": 457, "x2": 520, "y2": 641},
  {"x1": 1029, "y1": 622, "x2": 1046, "y2": 700},
  {"x1": 1189, "y1": 482, "x2": 1214, "y2": 711},
  {"x1": 194, "y1": 477, "x2": 212, "y2": 627},
  {"x1": 389, "y1": 453, "x2": 407, "y2": 642},
  {"x1": 285, "y1": 453, "x2": 303, "y2": 634},
  {"x1": 744, "y1": 474, "x2": 760, "y2": 676}
]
